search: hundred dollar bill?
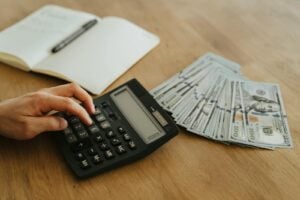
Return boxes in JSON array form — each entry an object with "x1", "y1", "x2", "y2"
[
  {"x1": 160, "y1": 65, "x2": 214, "y2": 111},
  {"x1": 240, "y1": 81, "x2": 293, "y2": 148},
  {"x1": 175, "y1": 78, "x2": 212, "y2": 127},
  {"x1": 172, "y1": 66, "x2": 220, "y2": 122},
  {"x1": 151, "y1": 54, "x2": 212, "y2": 100},
  {"x1": 186, "y1": 75, "x2": 223, "y2": 136},
  {"x1": 221, "y1": 81, "x2": 235, "y2": 141},
  {"x1": 178, "y1": 81, "x2": 213, "y2": 131},
  {"x1": 205, "y1": 101, "x2": 222, "y2": 140},
  {"x1": 202, "y1": 69, "x2": 245, "y2": 139},
  {"x1": 204, "y1": 52, "x2": 241, "y2": 74},
  {"x1": 228, "y1": 81, "x2": 248, "y2": 144},
  {"x1": 209, "y1": 80, "x2": 229, "y2": 140},
  {"x1": 188, "y1": 65, "x2": 243, "y2": 137},
  {"x1": 228, "y1": 81, "x2": 274, "y2": 149},
  {"x1": 193, "y1": 74, "x2": 226, "y2": 137},
  {"x1": 170, "y1": 65, "x2": 220, "y2": 118},
  {"x1": 151, "y1": 52, "x2": 242, "y2": 100}
]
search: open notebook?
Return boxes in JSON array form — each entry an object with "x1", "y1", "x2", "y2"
[{"x1": 0, "y1": 5, "x2": 160, "y2": 94}]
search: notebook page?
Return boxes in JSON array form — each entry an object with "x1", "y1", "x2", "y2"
[
  {"x1": 34, "y1": 17, "x2": 160, "y2": 94},
  {"x1": 0, "y1": 5, "x2": 96, "y2": 69}
]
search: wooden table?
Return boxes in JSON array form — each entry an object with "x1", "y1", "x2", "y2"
[{"x1": 0, "y1": 0, "x2": 300, "y2": 199}]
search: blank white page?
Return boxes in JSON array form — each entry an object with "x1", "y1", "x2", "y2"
[
  {"x1": 35, "y1": 17, "x2": 160, "y2": 94},
  {"x1": 0, "y1": 5, "x2": 96, "y2": 68}
]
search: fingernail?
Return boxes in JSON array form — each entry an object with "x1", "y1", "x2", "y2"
[
  {"x1": 87, "y1": 117, "x2": 93, "y2": 125},
  {"x1": 91, "y1": 105, "x2": 96, "y2": 114},
  {"x1": 60, "y1": 118, "x2": 68, "y2": 129}
]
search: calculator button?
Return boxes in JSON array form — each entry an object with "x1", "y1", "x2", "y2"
[
  {"x1": 104, "y1": 150, "x2": 115, "y2": 159},
  {"x1": 73, "y1": 123, "x2": 85, "y2": 131},
  {"x1": 94, "y1": 107, "x2": 102, "y2": 115},
  {"x1": 95, "y1": 114, "x2": 106, "y2": 122},
  {"x1": 88, "y1": 124, "x2": 100, "y2": 134},
  {"x1": 123, "y1": 133, "x2": 131, "y2": 141},
  {"x1": 94, "y1": 134, "x2": 103, "y2": 143},
  {"x1": 99, "y1": 142, "x2": 110, "y2": 151},
  {"x1": 111, "y1": 138, "x2": 121, "y2": 146},
  {"x1": 109, "y1": 113, "x2": 117, "y2": 120},
  {"x1": 92, "y1": 154, "x2": 104, "y2": 164},
  {"x1": 128, "y1": 141, "x2": 136, "y2": 149},
  {"x1": 100, "y1": 121, "x2": 111, "y2": 130},
  {"x1": 72, "y1": 142, "x2": 85, "y2": 151},
  {"x1": 116, "y1": 145, "x2": 126, "y2": 154},
  {"x1": 117, "y1": 127, "x2": 126, "y2": 134},
  {"x1": 77, "y1": 130, "x2": 89, "y2": 139},
  {"x1": 69, "y1": 116, "x2": 80, "y2": 124},
  {"x1": 63, "y1": 127, "x2": 73, "y2": 135},
  {"x1": 80, "y1": 159, "x2": 91, "y2": 169},
  {"x1": 106, "y1": 130, "x2": 116, "y2": 138},
  {"x1": 65, "y1": 134, "x2": 78, "y2": 144},
  {"x1": 87, "y1": 147, "x2": 97, "y2": 155},
  {"x1": 106, "y1": 109, "x2": 116, "y2": 119},
  {"x1": 75, "y1": 152, "x2": 85, "y2": 161},
  {"x1": 71, "y1": 140, "x2": 91, "y2": 152},
  {"x1": 101, "y1": 102, "x2": 108, "y2": 108}
]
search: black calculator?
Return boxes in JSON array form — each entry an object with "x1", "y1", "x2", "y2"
[{"x1": 55, "y1": 79, "x2": 178, "y2": 178}]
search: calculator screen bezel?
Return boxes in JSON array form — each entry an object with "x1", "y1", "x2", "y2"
[{"x1": 110, "y1": 86, "x2": 166, "y2": 144}]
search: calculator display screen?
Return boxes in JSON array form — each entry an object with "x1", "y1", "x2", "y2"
[{"x1": 111, "y1": 87, "x2": 165, "y2": 144}]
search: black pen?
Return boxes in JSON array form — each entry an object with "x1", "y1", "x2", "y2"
[{"x1": 51, "y1": 19, "x2": 98, "y2": 53}]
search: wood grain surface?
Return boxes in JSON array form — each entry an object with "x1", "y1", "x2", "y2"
[{"x1": 0, "y1": 0, "x2": 300, "y2": 199}]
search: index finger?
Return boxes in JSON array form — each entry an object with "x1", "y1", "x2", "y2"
[
  {"x1": 42, "y1": 83, "x2": 95, "y2": 114},
  {"x1": 39, "y1": 93, "x2": 93, "y2": 125}
]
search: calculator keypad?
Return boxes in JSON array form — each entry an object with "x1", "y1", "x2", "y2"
[{"x1": 63, "y1": 104, "x2": 137, "y2": 171}]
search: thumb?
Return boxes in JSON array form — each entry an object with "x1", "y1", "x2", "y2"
[{"x1": 30, "y1": 116, "x2": 68, "y2": 134}]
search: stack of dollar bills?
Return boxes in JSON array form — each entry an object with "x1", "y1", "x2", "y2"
[{"x1": 151, "y1": 53, "x2": 293, "y2": 149}]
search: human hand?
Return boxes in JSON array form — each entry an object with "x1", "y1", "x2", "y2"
[{"x1": 0, "y1": 83, "x2": 95, "y2": 140}]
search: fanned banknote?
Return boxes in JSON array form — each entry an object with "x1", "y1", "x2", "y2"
[
  {"x1": 151, "y1": 53, "x2": 293, "y2": 149},
  {"x1": 240, "y1": 81, "x2": 292, "y2": 148}
]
